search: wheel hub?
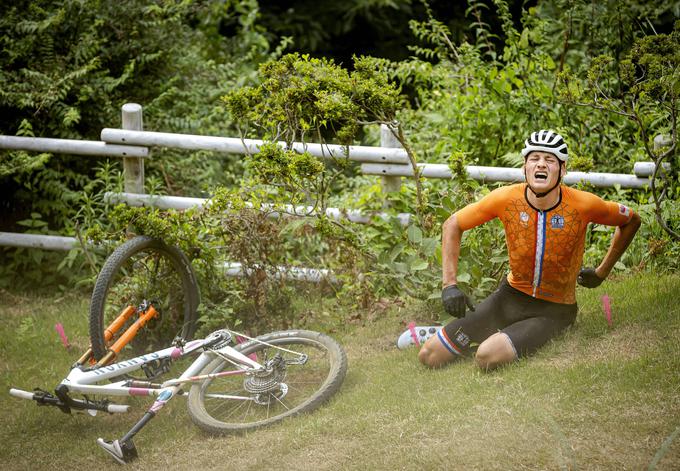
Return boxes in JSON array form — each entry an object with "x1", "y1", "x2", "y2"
[{"x1": 243, "y1": 354, "x2": 287, "y2": 402}]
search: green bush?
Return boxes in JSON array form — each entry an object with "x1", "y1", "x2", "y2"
[
  {"x1": 0, "y1": 0, "x2": 282, "y2": 290},
  {"x1": 2, "y1": 1, "x2": 678, "y2": 332}
]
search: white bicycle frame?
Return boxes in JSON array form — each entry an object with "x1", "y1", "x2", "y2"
[
  {"x1": 10, "y1": 327, "x2": 322, "y2": 465},
  {"x1": 10, "y1": 327, "x2": 327, "y2": 464},
  {"x1": 10, "y1": 329, "x2": 262, "y2": 414}
]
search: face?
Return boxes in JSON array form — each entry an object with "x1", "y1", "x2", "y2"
[{"x1": 523, "y1": 151, "x2": 564, "y2": 193}]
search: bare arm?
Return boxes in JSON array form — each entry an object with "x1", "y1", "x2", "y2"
[
  {"x1": 442, "y1": 214, "x2": 465, "y2": 287},
  {"x1": 595, "y1": 212, "x2": 642, "y2": 279}
]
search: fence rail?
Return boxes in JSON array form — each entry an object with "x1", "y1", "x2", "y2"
[
  {"x1": 0, "y1": 232, "x2": 80, "y2": 251},
  {"x1": 100, "y1": 128, "x2": 410, "y2": 164},
  {"x1": 104, "y1": 192, "x2": 412, "y2": 226},
  {"x1": 0, "y1": 135, "x2": 148, "y2": 158},
  {"x1": 361, "y1": 163, "x2": 651, "y2": 188},
  {"x1": 1, "y1": 102, "x2": 669, "y2": 262},
  {"x1": 0, "y1": 231, "x2": 332, "y2": 282}
]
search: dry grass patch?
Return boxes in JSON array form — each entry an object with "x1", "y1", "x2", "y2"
[
  {"x1": 539, "y1": 325, "x2": 664, "y2": 369},
  {"x1": 1, "y1": 273, "x2": 679, "y2": 470}
]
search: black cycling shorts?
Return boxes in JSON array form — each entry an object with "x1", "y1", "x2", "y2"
[{"x1": 441, "y1": 277, "x2": 577, "y2": 358}]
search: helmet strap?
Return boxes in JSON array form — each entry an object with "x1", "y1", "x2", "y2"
[{"x1": 525, "y1": 166, "x2": 562, "y2": 198}]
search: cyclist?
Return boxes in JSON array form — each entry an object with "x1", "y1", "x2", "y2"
[{"x1": 412, "y1": 130, "x2": 641, "y2": 370}]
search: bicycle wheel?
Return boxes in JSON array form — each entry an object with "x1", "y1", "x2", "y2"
[
  {"x1": 89, "y1": 236, "x2": 200, "y2": 361},
  {"x1": 187, "y1": 330, "x2": 347, "y2": 434}
]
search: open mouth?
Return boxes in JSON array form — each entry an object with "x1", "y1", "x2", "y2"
[{"x1": 534, "y1": 172, "x2": 548, "y2": 181}]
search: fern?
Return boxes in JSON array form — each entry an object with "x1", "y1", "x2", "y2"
[
  {"x1": 407, "y1": 0, "x2": 461, "y2": 63},
  {"x1": 465, "y1": 0, "x2": 498, "y2": 61},
  {"x1": 491, "y1": 0, "x2": 519, "y2": 44}
]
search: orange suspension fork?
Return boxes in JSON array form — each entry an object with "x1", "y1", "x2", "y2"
[
  {"x1": 96, "y1": 305, "x2": 159, "y2": 367},
  {"x1": 77, "y1": 305, "x2": 139, "y2": 366},
  {"x1": 104, "y1": 305, "x2": 138, "y2": 343}
]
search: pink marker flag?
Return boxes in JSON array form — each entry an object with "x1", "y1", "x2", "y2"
[
  {"x1": 601, "y1": 294, "x2": 613, "y2": 327},
  {"x1": 55, "y1": 323, "x2": 70, "y2": 348},
  {"x1": 407, "y1": 321, "x2": 420, "y2": 347}
]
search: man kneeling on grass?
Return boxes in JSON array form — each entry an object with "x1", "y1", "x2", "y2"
[{"x1": 404, "y1": 130, "x2": 640, "y2": 371}]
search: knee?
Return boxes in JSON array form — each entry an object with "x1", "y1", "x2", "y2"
[
  {"x1": 417, "y1": 341, "x2": 452, "y2": 368},
  {"x1": 474, "y1": 333, "x2": 516, "y2": 371},
  {"x1": 474, "y1": 343, "x2": 496, "y2": 371},
  {"x1": 418, "y1": 344, "x2": 437, "y2": 368}
]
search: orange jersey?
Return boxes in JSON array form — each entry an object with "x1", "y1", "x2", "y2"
[{"x1": 454, "y1": 184, "x2": 634, "y2": 304}]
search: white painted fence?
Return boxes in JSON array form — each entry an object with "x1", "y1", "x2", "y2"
[
  {"x1": 0, "y1": 135, "x2": 148, "y2": 158},
  {"x1": 99, "y1": 128, "x2": 410, "y2": 164},
  {"x1": 0, "y1": 102, "x2": 666, "y2": 260},
  {"x1": 0, "y1": 231, "x2": 335, "y2": 282},
  {"x1": 104, "y1": 192, "x2": 412, "y2": 226},
  {"x1": 0, "y1": 232, "x2": 80, "y2": 251},
  {"x1": 362, "y1": 163, "x2": 651, "y2": 188}
]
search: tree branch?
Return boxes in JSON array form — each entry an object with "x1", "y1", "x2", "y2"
[
  {"x1": 637, "y1": 106, "x2": 680, "y2": 241},
  {"x1": 388, "y1": 122, "x2": 425, "y2": 227}
]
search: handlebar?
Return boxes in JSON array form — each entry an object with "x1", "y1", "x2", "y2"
[
  {"x1": 9, "y1": 387, "x2": 130, "y2": 414},
  {"x1": 9, "y1": 388, "x2": 34, "y2": 400},
  {"x1": 106, "y1": 404, "x2": 131, "y2": 413}
]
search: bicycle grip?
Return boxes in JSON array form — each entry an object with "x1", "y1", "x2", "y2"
[
  {"x1": 9, "y1": 388, "x2": 34, "y2": 400},
  {"x1": 106, "y1": 404, "x2": 131, "y2": 413}
]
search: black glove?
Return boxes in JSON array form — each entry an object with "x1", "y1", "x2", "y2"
[
  {"x1": 577, "y1": 267, "x2": 604, "y2": 288},
  {"x1": 441, "y1": 284, "x2": 475, "y2": 318}
]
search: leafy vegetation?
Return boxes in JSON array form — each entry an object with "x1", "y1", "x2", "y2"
[
  {"x1": 0, "y1": 0, "x2": 280, "y2": 227},
  {"x1": 0, "y1": 0, "x2": 282, "y2": 289},
  {"x1": 0, "y1": 1, "x2": 678, "y2": 333},
  {"x1": 559, "y1": 21, "x2": 680, "y2": 240}
]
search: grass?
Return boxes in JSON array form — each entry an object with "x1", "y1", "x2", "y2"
[{"x1": 1, "y1": 272, "x2": 679, "y2": 470}]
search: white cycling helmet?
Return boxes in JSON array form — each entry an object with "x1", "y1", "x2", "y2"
[{"x1": 521, "y1": 130, "x2": 568, "y2": 162}]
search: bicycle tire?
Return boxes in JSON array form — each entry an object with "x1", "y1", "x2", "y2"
[
  {"x1": 187, "y1": 330, "x2": 347, "y2": 434},
  {"x1": 89, "y1": 236, "x2": 200, "y2": 361}
]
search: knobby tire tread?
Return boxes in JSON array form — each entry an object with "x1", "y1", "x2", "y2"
[
  {"x1": 88, "y1": 236, "x2": 200, "y2": 360},
  {"x1": 186, "y1": 330, "x2": 347, "y2": 434}
]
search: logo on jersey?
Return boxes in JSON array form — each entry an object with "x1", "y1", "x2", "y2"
[
  {"x1": 550, "y1": 214, "x2": 565, "y2": 229},
  {"x1": 455, "y1": 330, "x2": 470, "y2": 348},
  {"x1": 618, "y1": 204, "x2": 631, "y2": 218},
  {"x1": 519, "y1": 211, "x2": 529, "y2": 227}
]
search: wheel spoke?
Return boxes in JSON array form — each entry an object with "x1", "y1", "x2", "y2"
[
  {"x1": 188, "y1": 331, "x2": 346, "y2": 433},
  {"x1": 89, "y1": 237, "x2": 198, "y2": 378}
]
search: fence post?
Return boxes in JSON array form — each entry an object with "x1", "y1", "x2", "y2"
[
  {"x1": 653, "y1": 134, "x2": 672, "y2": 152},
  {"x1": 380, "y1": 124, "x2": 402, "y2": 204},
  {"x1": 122, "y1": 103, "x2": 144, "y2": 193}
]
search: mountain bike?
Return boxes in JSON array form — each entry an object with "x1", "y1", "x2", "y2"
[
  {"x1": 10, "y1": 328, "x2": 347, "y2": 463},
  {"x1": 9, "y1": 236, "x2": 347, "y2": 464}
]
